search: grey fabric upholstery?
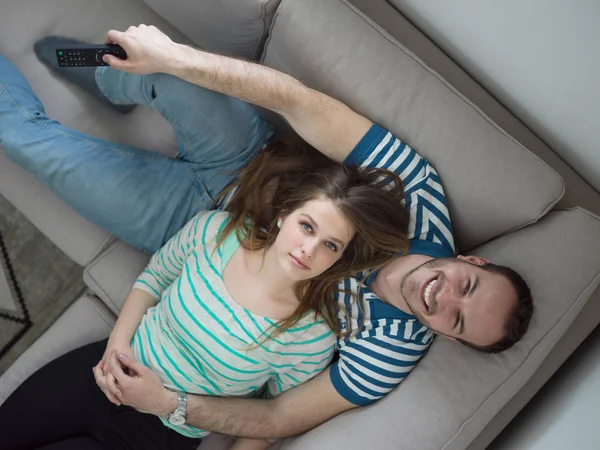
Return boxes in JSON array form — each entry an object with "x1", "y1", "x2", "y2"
[
  {"x1": 141, "y1": 0, "x2": 283, "y2": 59},
  {"x1": 84, "y1": 241, "x2": 150, "y2": 315},
  {"x1": 262, "y1": 0, "x2": 564, "y2": 253},
  {"x1": 350, "y1": 0, "x2": 600, "y2": 219}
]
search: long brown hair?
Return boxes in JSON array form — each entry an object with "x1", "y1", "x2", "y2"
[{"x1": 217, "y1": 141, "x2": 410, "y2": 338}]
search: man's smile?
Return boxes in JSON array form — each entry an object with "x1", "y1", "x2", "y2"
[{"x1": 421, "y1": 276, "x2": 439, "y2": 313}]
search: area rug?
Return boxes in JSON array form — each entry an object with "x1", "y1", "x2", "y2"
[{"x1": 0, "y1": 193, "x2": 86, "y2": 375}]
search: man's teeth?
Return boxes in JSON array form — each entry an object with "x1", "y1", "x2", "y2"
[{"x1": 423, "y1": 279, "x2": 437, "y2": 308}]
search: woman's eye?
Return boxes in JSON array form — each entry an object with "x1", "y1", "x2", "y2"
[
  {"x1": 301, "y1": 222, "x2": 313, "y2": 232},
  {"x1": 325, "y1": 242, "x2": 338, "y2": 252}
]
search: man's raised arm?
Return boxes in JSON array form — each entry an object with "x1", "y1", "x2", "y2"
[
  {"x1": 103, "y1": 25, "x2": 373, "y2": 163},
  {"x1": 159, "y1": 367, "x2": 356, "y2": 439}
]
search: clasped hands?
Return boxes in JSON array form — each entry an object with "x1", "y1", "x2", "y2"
[{"x1": 92, "y1": 344, "x2": 175, "y2": 417}]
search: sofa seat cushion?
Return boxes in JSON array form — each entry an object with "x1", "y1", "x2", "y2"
[
  {"x1": 0, "y1": 294, "x2": 116, "y2": 404},
  {"x1": 262, "y1": 0, "x2": 564, "y2": 253},
  {"x1": 275, "y1": 207, "x2": 600, "y2": 450}
]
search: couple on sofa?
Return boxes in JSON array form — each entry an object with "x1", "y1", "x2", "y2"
[{"x1": 0, "y1": 25, "x2": 533, "y2": 450}]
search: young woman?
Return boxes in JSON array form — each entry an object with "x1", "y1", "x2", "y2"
[{"x1": 0, "y1": 142, "x2": 410, "y2": 450}]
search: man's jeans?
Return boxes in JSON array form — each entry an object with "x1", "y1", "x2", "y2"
[{"x1": 0, "y1": 54, "x2": 274, "y2": 253}]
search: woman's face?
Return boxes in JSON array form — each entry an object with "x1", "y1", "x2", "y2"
[{"x1": 274, "y1": 198, "x2": 356, "y2": 281}]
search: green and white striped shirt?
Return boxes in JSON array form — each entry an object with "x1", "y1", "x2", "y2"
[{"x1": 132, "y1": 210, "x2": 336, "y2": 438}]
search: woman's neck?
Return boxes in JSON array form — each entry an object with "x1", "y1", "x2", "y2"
[{"x1": 243, "y1": 246, "x2": 297, "y2": 299}]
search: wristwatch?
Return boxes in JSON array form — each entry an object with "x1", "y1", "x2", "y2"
[{"x1": 166, "y1": 391, "x2": 188, "y2": 426}]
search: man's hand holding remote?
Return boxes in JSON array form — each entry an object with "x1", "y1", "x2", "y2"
[{"x1": 103, "y1": 24, "x2": 183, "y2": 74}]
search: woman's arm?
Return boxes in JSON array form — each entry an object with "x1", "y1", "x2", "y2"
[
  {"x1": 106, "y1": 288, "x2": 157, "y2": 345},
  {"x1": 97, "y1": 212, "x2": 207, "y2": 403},
  {"x1": 94, "y1": 288, "x2": 157, "y2": 404},
  {"x1": 230, "y1": 438, "x2": 271, "y2": 450}
]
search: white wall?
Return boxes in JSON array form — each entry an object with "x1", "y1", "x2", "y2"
[{"x1": 389, "y1": 0, "x2": 600, "y2": 192}]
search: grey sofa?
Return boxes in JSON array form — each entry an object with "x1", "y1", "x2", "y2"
[{"x1": 1, "y1": 1, "x2": 600, "y2": 449}]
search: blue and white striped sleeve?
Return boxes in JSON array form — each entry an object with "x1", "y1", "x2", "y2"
[
  {"x1": 329, "y1": 323, "x2": 434, "y2": 405},
  {"x1": 345, "y1": 123, "x2": 455, "y2": 257}
]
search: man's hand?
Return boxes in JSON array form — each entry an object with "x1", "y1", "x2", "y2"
[
  {"x1": 103, "y1": 349, "x2": 176, "y2": 416},
  {"x1": 103, "y1": 24, "x2": 182, "y2": 74}
]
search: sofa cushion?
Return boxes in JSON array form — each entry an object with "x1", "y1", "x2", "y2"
[
  {"x1": 350, "y1": 0, "x2": 600, "y2": 221},
  {"x1": 84, "y1": 240, "x2": 150, "y2": 315},
  {"x1": 141, "y1": 0, "x2": 283, "y2": 60},
  {"x1": 0, "y1": 294, "x2": 116, "y2": 404},
  {"x1": 262, "y1": 0, "x2": 564, "y2": 252},
  {"x1": 275, "y1": 207, "x2": 600, "y2": 450}
]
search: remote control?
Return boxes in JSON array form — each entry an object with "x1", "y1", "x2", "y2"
[{"x1": 55, "y1": 44, "x2": 127, "y2": 67}]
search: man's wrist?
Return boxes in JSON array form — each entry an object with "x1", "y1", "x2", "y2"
[
  {"x1": 167, "y1": 43, "x2": 204, "y2": 78},
  {"x1": 155, "y1": 388, "x2": 178, "y2": 418}
]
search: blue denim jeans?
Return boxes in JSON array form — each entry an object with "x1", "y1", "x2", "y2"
[{"x1": 0, "y1": 54, "x2": 274, "y2": 253}]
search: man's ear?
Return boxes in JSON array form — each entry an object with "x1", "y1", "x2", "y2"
[{"x1": 457, "y1": 254, "x2": 490, "y2": 266}]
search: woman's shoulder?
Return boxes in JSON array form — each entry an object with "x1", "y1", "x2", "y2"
[{"x1": 190, "y1": 210, "x2": 232, "y2": 241}]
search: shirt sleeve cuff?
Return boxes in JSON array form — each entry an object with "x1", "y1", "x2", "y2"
[
  {"x1": 344, "y1": 123, "x2": 387, "y2": 166},
  {"x1": 329, "y1": 360, "x2": 378, "y2": 406}
]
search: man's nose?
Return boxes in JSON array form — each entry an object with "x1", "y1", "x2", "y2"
[{"x1": 436, "y1": 281, "x2": 463, "y2": 309}]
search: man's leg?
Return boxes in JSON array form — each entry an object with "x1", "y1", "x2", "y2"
[
  {"x1": 0, "y1": 53, "x2": 202, "y2": 252},
  {"x1": 0, "y1": 53, "x2": 268, "y2": 252},
  {"x1": 95, "y1": 67, "x2": 275, "y2": 200}
]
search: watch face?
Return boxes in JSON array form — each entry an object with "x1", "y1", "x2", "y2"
[{"x1": 168, "y1": 413, "x2": 186, "y2": 426}]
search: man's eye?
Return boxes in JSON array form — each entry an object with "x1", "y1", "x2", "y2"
[
  {"x1": 463, "y1": 280, "x2": 471, "y2": 296},
  {"x1": 301, "y1": 222, "x2": 313, "y2": 232},
  {"x1": 325, "y1": 242, "x2": 338, "y2": 252}
]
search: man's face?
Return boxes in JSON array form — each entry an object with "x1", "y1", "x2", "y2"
[{"x1": 379, "y1": 256, "x2": 517, "y2": 347}]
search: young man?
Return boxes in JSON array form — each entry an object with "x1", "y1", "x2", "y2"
[{"x1": 0, "y1": 24, "x2": 532, "y2": 444}]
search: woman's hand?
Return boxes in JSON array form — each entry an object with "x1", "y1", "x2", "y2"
[
  {"x1": 105, "y1": 350, "x2": 176, "y2": 416},
  {"x1": 92, "y1": 336, "x2": 136, "y2": 406},
  {"x1": 103, "y1": 24, "x2": 183, "y2": 75}
]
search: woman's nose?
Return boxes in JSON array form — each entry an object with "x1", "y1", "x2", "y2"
[{"x1": 302, "y1": 240, "x2": 318, "y2": 258}]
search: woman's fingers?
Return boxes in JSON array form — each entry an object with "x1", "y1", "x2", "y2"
[
  {"x1": 105, "y1": 372, "x2": 124, "y2": 400},
  {"x1": 93, "y1": 364, "x2": 122, "y2": 406}
]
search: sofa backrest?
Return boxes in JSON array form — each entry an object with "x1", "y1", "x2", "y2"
[
  {"x1": 261, "y1": 0, "x2": 564, "y2": 252},
  {"x1": 351, "y1": 0, "x2": 600, "y2": 219},
  {"x1": 141, "y1": 0, "x2": 282, "y2": 60}
]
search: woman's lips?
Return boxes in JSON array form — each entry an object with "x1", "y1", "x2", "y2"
[{"x1": 290, "y1": 254, "x2": 310, "y2": 270}]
